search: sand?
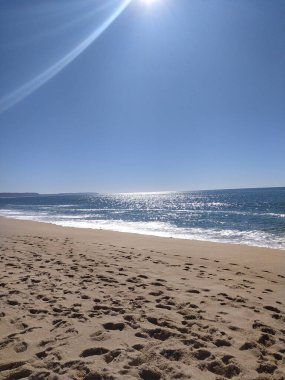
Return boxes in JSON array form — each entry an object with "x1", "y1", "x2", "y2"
[{"x1": 0, "y1": 217, "x2": 284, "y2": 380}]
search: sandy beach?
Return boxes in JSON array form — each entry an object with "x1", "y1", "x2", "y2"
[{"x1": 0, "y1": 217, "x2": 284, "y2": 379}]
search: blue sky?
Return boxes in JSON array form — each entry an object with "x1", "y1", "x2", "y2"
[{"x1": 0, "y1": 0, "x2": 284, "y2": 193}]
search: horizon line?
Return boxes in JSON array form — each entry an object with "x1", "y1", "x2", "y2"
[{"x1": 1, "y1": 185, "x2": 284, "y2": 196}]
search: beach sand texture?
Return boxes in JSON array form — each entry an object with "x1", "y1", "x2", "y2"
[{"x1": 0, "y1": 217, "x2": 284, "y2": 379}]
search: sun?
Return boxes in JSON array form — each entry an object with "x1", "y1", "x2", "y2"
[{"x1": 141, "y1": 0, "x2": 159, "y2": 6}]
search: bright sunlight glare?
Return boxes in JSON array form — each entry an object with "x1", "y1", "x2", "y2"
[{"x1": 141, "y1": 0, "x2": 159, "y2": 6}]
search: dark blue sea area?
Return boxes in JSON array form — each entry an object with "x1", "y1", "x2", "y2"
[{"x1": 1, "y1": 187, "x2": 284, "y2": 249}]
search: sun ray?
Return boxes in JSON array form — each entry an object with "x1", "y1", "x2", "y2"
[{"x1": 0, "y1": 0, "x2": 132, "y2": 114}]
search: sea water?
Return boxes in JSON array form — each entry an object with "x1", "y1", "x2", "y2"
[{"x1": 0, "y1": 188, "x2": 284, "y2": 250}]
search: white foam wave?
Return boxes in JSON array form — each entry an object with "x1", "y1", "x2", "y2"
[
  {"x1": 0, "y1": 209, "x2": 285, "y2": 249},
  {"x1": 0, "y1": 209, "x2": 91, "y2": 220},
  {"x1": 53, "y1": 208, "x2": 285, "y2": 218},
  {"x1": 266, "y1": 213, "x2": 285, "y2": 218},
  {"x1": 54, "y1": 220, "x2": 285, "y2": 250},
  {"x1": 1, "y1": 209, "x2": 284, "y2": 250}
]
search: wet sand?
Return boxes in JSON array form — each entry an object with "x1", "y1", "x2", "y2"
[{"x1": 0, "y1": 217, "x2": 284, "y2": 379}]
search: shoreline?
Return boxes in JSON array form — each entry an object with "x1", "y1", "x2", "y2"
[
  {"x1": 0, "y1": 216, "x2": 284, "y2": 379},
  {"x1": 0, "y1": 215, "x2": 284, "y2": 252}
]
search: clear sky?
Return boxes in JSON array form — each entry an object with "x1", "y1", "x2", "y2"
[{"x1": 0, "y1": 0, "x2": 284, "y2": 193}]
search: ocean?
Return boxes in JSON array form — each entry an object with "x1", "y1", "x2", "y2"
[{"x1": 0, "y1": 188, "x2": 284, "y2": 250}]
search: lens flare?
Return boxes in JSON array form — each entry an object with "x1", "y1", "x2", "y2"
[{"x1": 0, "y1": 0, "x2": 132, "y2": 114}]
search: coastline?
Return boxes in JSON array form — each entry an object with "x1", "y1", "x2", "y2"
[
  {"x1": 0, "y1": 215, "x2": 284, "y2": 253},
  {"x1": 0, "y1": 216, "x2": 284, "y2": 379}
]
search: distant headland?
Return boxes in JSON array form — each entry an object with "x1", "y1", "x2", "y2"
[{"x1": 0, "y1": 193, "x2": 40, "y2": 198}]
